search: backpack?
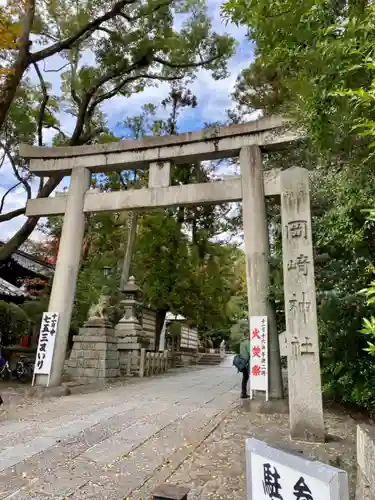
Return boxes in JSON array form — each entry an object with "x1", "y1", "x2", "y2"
[{"x1": 233, "y1": 354, "x2": 247, "y2": 373}]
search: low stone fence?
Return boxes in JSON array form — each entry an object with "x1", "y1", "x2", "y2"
[
  {"x1": 356, "y1": 424, "x2": 375, "y2": 500},
  {"x1": 169, "y1": 349, "x2": 198, "y2": 368},
  {"x1": 139, "y1": 349, "x2": 169, "y2": 378}
]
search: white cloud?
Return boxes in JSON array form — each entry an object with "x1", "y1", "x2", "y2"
[{"x1": 0, "y1": 0, "x2": 253, "y2": 244}]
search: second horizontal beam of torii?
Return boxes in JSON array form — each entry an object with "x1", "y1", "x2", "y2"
[{"x1": 26, "y1": 170, "x2": 281, "y2": 217}]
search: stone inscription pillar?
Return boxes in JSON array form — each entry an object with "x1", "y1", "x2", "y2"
[
  {"x1": 280, "y1": 167, "x2": 325, "y2": 441},
  {"x1": 35, "y1": 167, "x2": 90, "y2": 387},
  {"x1": 240, "y1": 146, "x2": 283, "y2": 399}
]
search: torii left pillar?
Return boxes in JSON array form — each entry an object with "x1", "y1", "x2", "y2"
[{"x1": 34, "y1": 167, "x2": 91, "y2": 387}]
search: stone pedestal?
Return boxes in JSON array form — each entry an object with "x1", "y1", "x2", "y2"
[{"x1": 65, "y1": 318, "x2": 120, "y2": 383}]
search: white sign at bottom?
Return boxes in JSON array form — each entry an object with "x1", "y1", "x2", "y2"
[
  {"x1": 246, "y1": 438, "x2": 349, "y2": 500},
  {"x1": 33, "y1": 312, "x2": 59, "y2": 382}
]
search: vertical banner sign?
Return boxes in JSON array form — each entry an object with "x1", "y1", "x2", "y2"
[
  {"x1": 32, "y1": 312, "x2": 59, "y2": 385},
  {"x1": 250, "y1": 316, "x2": 268, "y2": 401}
]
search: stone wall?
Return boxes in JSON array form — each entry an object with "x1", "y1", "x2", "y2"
[{"x1": 356, "y1": 424, "x2": 375, "y2": 500}]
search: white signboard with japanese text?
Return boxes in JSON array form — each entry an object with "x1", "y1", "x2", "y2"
[
  {"x1": 32, "y1": 312, "x2": 59, "y2": 383},
  {"x1": 249, "y1": 316, "x2": 268, "y2": 400},
  {"x1": 246, "y1": 438, "x2": 349, "y2": 500}
]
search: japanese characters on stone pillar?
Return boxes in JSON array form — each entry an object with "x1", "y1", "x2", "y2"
[{"x1": 280, "y1": 167, "x2": 325, "y2": 442}]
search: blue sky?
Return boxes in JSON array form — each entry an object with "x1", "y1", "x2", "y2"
[{"x1": 0, "y1": 0, "x2": 253, "y2": 243}]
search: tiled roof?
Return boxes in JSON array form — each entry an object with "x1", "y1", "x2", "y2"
[
  {"x1": 11, "y1": 252, "x2": 53, "y2": 277},
  {"x1": 0, "y1": 241, "x2": 54, "y2": 277},
  {"x1": 0, "y1": 277, "x2": 29, "y2": 298}
]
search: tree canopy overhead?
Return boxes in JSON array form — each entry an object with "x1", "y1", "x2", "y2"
[
  {"x1": 0, "y1": 0, "x2": 236, "y2": 261},
  {"x1": 223, "y1": 0, "x2": 375, "y2": 161}
]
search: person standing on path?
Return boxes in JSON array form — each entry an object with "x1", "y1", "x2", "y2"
[{"x1": 239, "y1": 333, "x2": 250, "y2": 399}]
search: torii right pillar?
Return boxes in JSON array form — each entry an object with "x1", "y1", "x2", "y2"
[{"x1": 280, "y1": 166, "x2": 325, "y2": 442}]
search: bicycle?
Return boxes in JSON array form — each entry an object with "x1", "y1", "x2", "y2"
[
  {"x1": 15, "y1": 356, "x2": 34, "y2": 381},
  {"x1": 0, "y1": 357, "x2": 12, "y2": 380}
]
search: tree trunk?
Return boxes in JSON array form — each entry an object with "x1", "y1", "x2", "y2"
[
  {"x1": 0, "y1": 61, "x2": 28, "y2": 130},
  {"x1": 0, "y1": 174, "x2": 63, "y2": 262},
  {"x1": 0, "y1": 0, "x2": 35, "y2": 131},
  {"x1": 120, "y1": 211, "x2": 138, "y2": 290}
]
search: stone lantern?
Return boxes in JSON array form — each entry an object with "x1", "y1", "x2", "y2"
[
  {"x1": 115, "y1": 276, "x2": 148, "y2": 346},
  {"x1": 115, "y1": 276, "x2": 149, "y2": 376}
]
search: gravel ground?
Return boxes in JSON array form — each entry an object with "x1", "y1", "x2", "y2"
[
  {"x1": 0, "y1": 367, "x2": 369, "y2": 500},
  {"x1": 164, "y1": 404, "x2": 360, "y2": 500}
]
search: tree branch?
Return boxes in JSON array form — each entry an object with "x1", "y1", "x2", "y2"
[
  {"x1": 0, "y1": 141, "x2": 32, "y2": 199},
  {"x1": 88, "y1": 73, "x2": 185, "y2": 116},
  {"x1": 70, "y1": 56, "x2": 148, "y2": 143},
  {"x1": 0, "y1": 182, "x2": 22, "y2": 214},
  {"x1": 38, "y1": 177, "x2": 44, "y2": 195},
  {"x1": 30, "y1": 0, "x2": 139, "y2": 63},
  {"x1": 45, "y1": 124, "x2": 67, "y2": 138},
  {"x1": 78, "y1": 126, "x2": 105, "y2": 145},
  {"x1": 42, "y1": 61, "x2": 70, "y2": 73},
  {"x1": 0, "y1": 151, "x2": 6, "y2": 170},
  {"x1": 0, "y1": 207, "x2": 26, "y2": 223},
  {"x1": 70, "y1": 47, "x2": 81, "y2": 108},
  {"x1": 153, "y1": 54, "x2": 222, "y2": 69},
  {"x1": 119, "y1": 0, "x2": 172, "y2": 22},
  {"x1": 32, "y1": 61, "x2": 49, "y2": 146}
]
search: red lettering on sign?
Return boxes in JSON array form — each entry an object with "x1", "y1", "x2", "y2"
[{"x1": 252, "y1": 365, "x2": 261, "y2": 376}]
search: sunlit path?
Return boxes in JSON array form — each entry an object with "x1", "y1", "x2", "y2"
[{"x1": 0, "y1": 365, "x2": 239, "y2": 499}]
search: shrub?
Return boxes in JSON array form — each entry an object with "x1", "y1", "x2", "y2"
[
  {"x1": 0, "y1": 300, "x2": 30, "y2": 347},
  {"x1": 319, "y1": 291, "x2": 375, "y2": 415}
]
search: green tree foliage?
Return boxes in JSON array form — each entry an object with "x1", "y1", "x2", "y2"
[
  {"x1": 359, "y1": 209, "x2": 375, "y2": 361},
  {"x1": 222, "y1": 0, "x2": 375, "y2": 160},
  {"x1": 0, "y1": 300, "x2": 30, "y2": 346},
  {"x1": 133, "y1": 212, "x2": 244, "y2": 332},
  {"x1": 222, "y1": 0, "x2": 375, "y2": 412},
  {"x1": 229, "y1": 318, "x2": 248, "y2": 353},
  {"x1": 21, "y1": 296, "x2": 49, "y2": 333}
]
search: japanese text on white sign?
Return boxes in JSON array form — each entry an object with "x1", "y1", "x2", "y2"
[
  {"x1": 246, "y1": 438, "x2": 349, "y2": 500},
  {"x1": 249, "y1": 316, "x2": 268, "y2": 400},
  {"x1": 33, "y1": 312, "x2": 59, "y2": 382}
]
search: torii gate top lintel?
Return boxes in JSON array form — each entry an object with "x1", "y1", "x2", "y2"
[{"x1": 20, "y1": 116, "x2": 298, "y2": 176}]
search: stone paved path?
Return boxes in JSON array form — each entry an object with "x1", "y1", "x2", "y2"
[{"x1": 0, "y1": 362, "x2": 239, "y2": 499}]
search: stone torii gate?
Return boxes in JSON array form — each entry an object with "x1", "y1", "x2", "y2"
[{"x1": 20, "y1": 116, "x2": 324, "y2": 441}]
